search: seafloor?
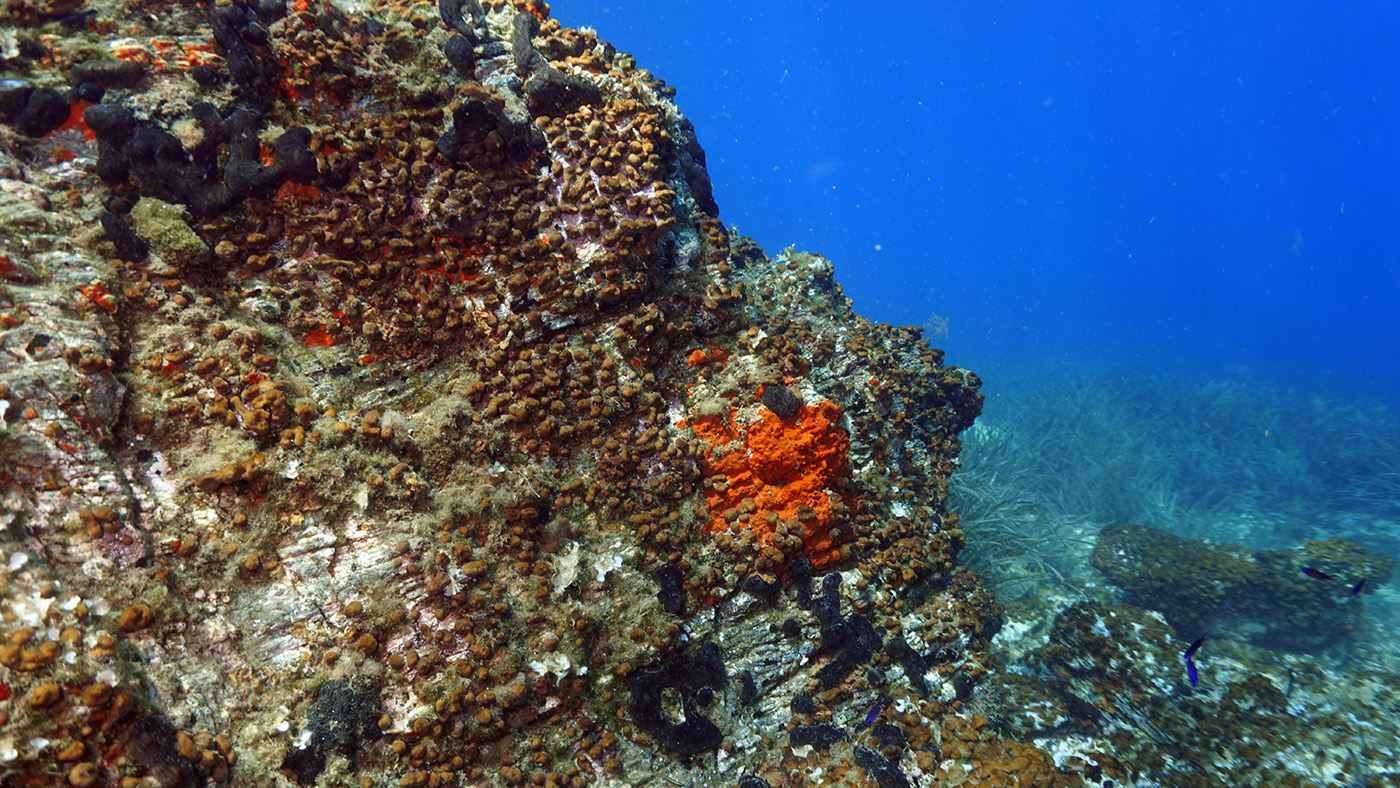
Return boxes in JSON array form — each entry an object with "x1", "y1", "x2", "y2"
[{"x1": 0, "y1": 1, "x2": 1397, "y2": 787}]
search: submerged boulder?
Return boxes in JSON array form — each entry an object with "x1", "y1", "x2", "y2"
[{"x1": 1090, "y1": 523, "x2": 1392, "y2": 651}]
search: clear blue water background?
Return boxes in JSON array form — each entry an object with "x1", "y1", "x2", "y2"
[{"x1": 554, "y1": 0, "x2": 1400, "y2": 396}]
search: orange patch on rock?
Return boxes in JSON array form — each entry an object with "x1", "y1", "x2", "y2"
[
  {"x1": 302, "y1": 327, "x2": 338, "y2": 347},
  {"x1": 687, "y1": 347, "x2": 731, "y2": 368},
  {"x1": 55, "y1": 99, "x2": 94, "y2": 140},
  {"x1": 691, "y1": 400, "x2": 853, "y2": 569}
]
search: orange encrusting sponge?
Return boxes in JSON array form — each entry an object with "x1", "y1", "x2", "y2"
[{"x1": 690, "y1": 400, "x2": 853, "y2": 569}]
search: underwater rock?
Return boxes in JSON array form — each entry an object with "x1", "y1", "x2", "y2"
[
  {"x1": 1091, "y1": 523, "x2": 1392, "y2": 652},
  {"x1": 126, "y1": 197, "x2": 213, "y2": 267},
  {"x1": 0, "y1": 1, "x2": 1002, "y2": 785},
  {"x1": 985, "y1": 598, "x2": 1400, "y2": 786}
]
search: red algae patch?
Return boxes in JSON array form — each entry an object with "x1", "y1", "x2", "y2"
[{"x1": 691, "y1": 400, "x2": 854, "y2": 569}]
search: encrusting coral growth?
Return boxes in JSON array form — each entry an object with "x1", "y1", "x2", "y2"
[
  {"x1": 1092, "y1": 523, "x2": 1394, "y2": 652},
  {"x1": 0, "y1": 0, "x2": 1015, "y2": 785},
  {"x1": 9, "y1": 0, "x2": 1391, "y2": 786}
]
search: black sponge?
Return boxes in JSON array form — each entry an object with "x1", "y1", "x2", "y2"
[
  {"x1": 761, "y1": 383, "x2": 803, "y2": 418},
  {"x1": 628, "y1": 641, "x2": 726, "y2": 755},
  {"x1": 14, "y1": 88, "x2": 69, "y2": 138}
]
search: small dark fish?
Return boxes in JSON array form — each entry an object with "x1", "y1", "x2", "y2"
[
  {"x1": 863, "y1": 701, "x2": 884, "y2": 726},
  {"x1": 1302, "y1": 567, "x2": 1334, "y2": 581},
  {"x1": 1352, "y1": 578, "x2": 1367, "y2": 596},
  {"x1": 1186, "y1": 658, "x2": 1199, "y2": 685},
  {"x1": 1183, "y1": 635, "x2": 1207, "y2": 661}
]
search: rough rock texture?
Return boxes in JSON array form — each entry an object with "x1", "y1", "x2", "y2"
[
  {"x1": 1091, "y1": 523, "x2": 1393, "y2": 652},
  {"x1": 984, "y1": 599, "x2": 1400, "y2": 788},
  {"x1": 0, "y1": 1, "x2": 1037, "y2": 786},
  {"x1": 8, "y1": 1, "x2": 1398, "y2": 787}
]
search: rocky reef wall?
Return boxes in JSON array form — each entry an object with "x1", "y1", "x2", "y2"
[{"x1": 0, "y1": 1, "x2": 1065, "y2": 786}]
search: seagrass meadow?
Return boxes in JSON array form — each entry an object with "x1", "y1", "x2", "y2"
[{"x1": 1, "y1": 1, "x2": 1398, "y2": 787}]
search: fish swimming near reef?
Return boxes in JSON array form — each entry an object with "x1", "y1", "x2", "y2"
[
  {"x1": 1183, "y1": 634, "x2": 1207, "y2": 684},
  {"x1": 1183, "y1": 634, "x2": 1207, "y2": 661},
  {"x1": 863, "y1": 701, "x2": 885, "y2": 726},
  {"x1": 1303, "y1": 567, "x2": 1369, "y2": 596}
]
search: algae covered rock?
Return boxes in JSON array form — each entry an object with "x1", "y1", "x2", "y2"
[
  {"x1": 126, "y1": 197, "x2": 212, "y2": 269},
  {"x1": 1090, "y1": 522, "x2": 1392, "y2": 651},
  {"x1": 986, "y1": 597, "x2": 1400, "y2": 787},
  {"x1": 0, "y1": 1, "x2": 1000, "y2": 785}
]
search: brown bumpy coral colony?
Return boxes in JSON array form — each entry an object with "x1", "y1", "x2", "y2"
[{"x1": 0, "y1": 0, "x2": 1089, "y2": 786}]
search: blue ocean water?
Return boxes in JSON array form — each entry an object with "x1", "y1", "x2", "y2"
[{"x1": 555, "y1": 0, "x2": 1400, "y2": 396}]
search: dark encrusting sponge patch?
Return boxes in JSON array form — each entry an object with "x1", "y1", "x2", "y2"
[
  {"x1": 652, "y1": 564, "x2": 685, "y2": 614},
  {"x1": 854, "y1": 744, "x2": 913, "y2": 788},
  {"x1": 810, "y1": 572, "x2": 883, "y2": 687},
  {"x1": 627, "y1": 641, "x2": 726, "y2": 755},
  {"x1": 280, "y1": 679, "x2": 383, "y2": 785},
  {"x1": 789, "y1": 723, "x2": 848, "y2": 751},
  {"x1": 86, "y1": 101, "x2": 317, "y2": 221},
  {"x1": 760, "y1": 382, "x2": 803, "y2": 418}
]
